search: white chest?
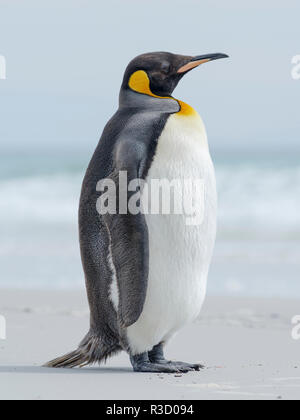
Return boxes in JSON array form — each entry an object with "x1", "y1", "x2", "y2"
[{"x1": 126, "y1": 111, "x2": 217, "y2": 355}]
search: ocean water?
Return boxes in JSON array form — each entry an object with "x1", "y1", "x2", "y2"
[{"x1": 0, "y1": 150, "x2": 299, "y2": 298}]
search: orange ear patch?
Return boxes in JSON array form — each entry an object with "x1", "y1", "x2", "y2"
[{"x1": 128, "y1": 70, "x2": 156, "y2": 97}]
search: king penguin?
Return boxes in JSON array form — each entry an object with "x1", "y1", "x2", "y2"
[{"x1": 46, "y1": 51, "x2": 228, "y2": 373}]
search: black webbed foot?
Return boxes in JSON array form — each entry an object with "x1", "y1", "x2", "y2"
[
  {"x1": 148, "y1": 342, "x2": 204, "y2": 372},
  {"x1": 130, "y1": 352, "x2": 186, "y2": 373}
]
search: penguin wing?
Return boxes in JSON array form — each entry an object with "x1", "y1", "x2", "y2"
[{"x1": 102, "y1": 136, "x2": 150, "y2": 328}]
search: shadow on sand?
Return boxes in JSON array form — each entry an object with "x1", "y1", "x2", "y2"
[{"x1": 0, "y1": 365, "x2": 132, "y2": 375}]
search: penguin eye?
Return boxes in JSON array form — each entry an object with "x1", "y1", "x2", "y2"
[{"x1": 160, "y1": 62, "x2": 171, "y2": 75}]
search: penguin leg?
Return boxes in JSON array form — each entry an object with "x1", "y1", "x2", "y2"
[
  {"x1": 148, "y1": 342, "x2": 204, "y2": 372},
  {"x1": 130, "y1": 352, "x2": 189, "y2": 373}
]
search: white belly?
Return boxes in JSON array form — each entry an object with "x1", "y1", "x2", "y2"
[{"x1": 126, "y1": 111, "x2": 217, "y2": 355}]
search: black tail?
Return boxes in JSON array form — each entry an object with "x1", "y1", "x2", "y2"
[{"x1": 44, "y1": 332, "x2": 121, "y2": 368}]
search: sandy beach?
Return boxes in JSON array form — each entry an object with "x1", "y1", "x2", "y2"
[{"x1": 0, "y1": 289, "x2": 299, "y2": 400}]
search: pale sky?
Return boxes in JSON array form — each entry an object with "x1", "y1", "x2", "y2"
[{"x1": 0, "y1": 0, "x2": 299, "y2": 154}]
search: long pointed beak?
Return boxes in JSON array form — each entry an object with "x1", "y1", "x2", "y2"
[{"x1": 177, "y1": 53, "x2": 229, "y2": 74}]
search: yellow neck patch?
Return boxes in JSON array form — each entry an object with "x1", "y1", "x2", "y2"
[
  {"x1": 128, "y1": 70, "x2": 197, "y2": 117},
  {"x1": 176, "y1": 100, "x2": 197, "y2": 117}
]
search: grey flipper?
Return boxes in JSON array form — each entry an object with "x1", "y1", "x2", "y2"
[{"x1": 102, "y1": 139, "x2": 150, "y2": 328}]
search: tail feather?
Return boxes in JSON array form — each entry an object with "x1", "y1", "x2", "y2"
[{"x1": 44, "y1": 332, "x2": 121, "y2": 369}]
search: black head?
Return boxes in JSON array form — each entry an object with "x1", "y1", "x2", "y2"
[{"x1": 121, "y1": 51, "x2": 229, "y2": 98}]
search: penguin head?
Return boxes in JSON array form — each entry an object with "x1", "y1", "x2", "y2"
[{"x1": 122, "y1": 52, "x2": 228, "y2": 98}]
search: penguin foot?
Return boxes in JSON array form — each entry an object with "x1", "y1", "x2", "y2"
[
  {"x1": 134, "y1": 361, "x2": 188, "y2": 373},
  {"x1": 130, "y1": 353, "x2": 189, "y2": 373},
  {"x1": 148, "y1": 342, "x2": 204, "y2": 372},
  {"x1": 149, "y1": 358, "x2": 203, "y2": 371},
  {"x1": 166, "y1": 361, "x2": 204, "y2": 371}
]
